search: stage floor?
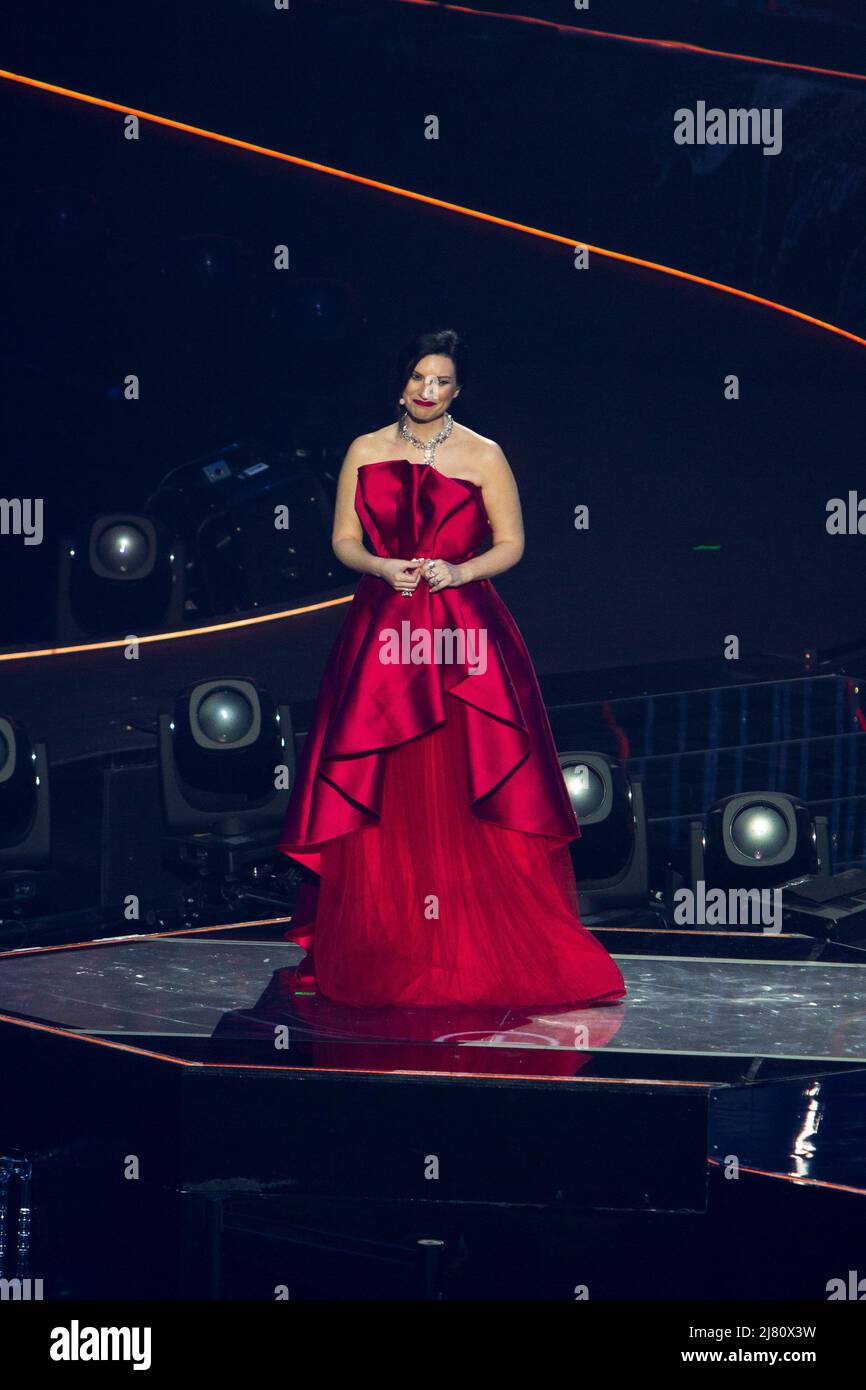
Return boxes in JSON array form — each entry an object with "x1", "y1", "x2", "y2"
[
  {"x1": 2, "y1": 927, "x2": 865, "y2": 1223},
  {"x1": 1, "y1": 930, "x2": 865, "y2": 1073}
]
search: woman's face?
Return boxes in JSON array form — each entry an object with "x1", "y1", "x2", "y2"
[{"x1": 401, "y1": 354, "x2": 460, "y2": 425}]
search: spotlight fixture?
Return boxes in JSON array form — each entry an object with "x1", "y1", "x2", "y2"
[
  {"x1": 559, "y1": 751, "x2": 649, "y2": 912},
  {"x1": 147, "y1": 442, "x2": 351, "y2": 614},
  {"x1": 196, "y1": 471, "x2": 346, "y2": 610},
  {"x1": 0, "y1": 715, "x2": 51, "y2": 912},
  {"x1": 57, "y1": 513, "x2": 186, "y2": 642},
  {"x1": 689, "y1": 790, "x2": 830, "y2": 894},
  {"x1": 159, "y1": 678, "x2": 295, "y2": 882}
]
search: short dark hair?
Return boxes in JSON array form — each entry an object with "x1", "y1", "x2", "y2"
[{"x1": 395, "y1": 328, "x2": 466, "y2": 405}]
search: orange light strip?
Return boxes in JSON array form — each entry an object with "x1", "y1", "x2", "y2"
[
  {"x1": 0, "y1": 1010, "x2": 205, "y2": 1065},
  {"x1": 2, "y1": 66, "x2": 864, "y2": 358},
  {"x1": 397, "y1": 0, "x2": 866, "y2": 84},
  {"x1": 0, "y1": 590, "x2": 353, "y2": 662},
  {"x1": 0, "y1": 915, "x2": 295, "y2": 959},
  {"x1": 0, "y1": 919, "x2": 804, "y2": 957},
  {"x1": 0, "y1": 1010, "x2": 712, "y2": 1084},
  {"x1": 708, "y1": 1156, "x2": 866, "y2": 1198}
]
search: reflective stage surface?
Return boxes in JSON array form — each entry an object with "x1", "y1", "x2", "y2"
[
  {"x1": 1, "y1": 931, "x2": 865, "y2": 1066},
  {"x1": 2, "y1": 928, "x2": 864, "y2": 1211}
]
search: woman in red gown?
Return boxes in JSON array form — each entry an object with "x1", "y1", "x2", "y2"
[{"x1": 278, "y1": 329, "x2": 626, "y2": 1010}]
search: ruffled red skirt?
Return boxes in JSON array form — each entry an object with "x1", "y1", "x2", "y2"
[{"x1": 287, "y1": 697, "x2": 626, "y2": 1009}]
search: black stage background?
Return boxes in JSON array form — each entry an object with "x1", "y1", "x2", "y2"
[{"x1": 2, "y1": 0, "x2": 865, "y2": 671}]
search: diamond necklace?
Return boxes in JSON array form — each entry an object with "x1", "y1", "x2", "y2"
[{"x1": 398, "y1": 411, "x2": 454, "y2": 469}]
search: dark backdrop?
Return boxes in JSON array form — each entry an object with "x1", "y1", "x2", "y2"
[{"x1": 2, "y1": 0, "x2": 865, "y2": 672}]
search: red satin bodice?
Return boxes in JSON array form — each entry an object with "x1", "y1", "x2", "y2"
[
  {"x1": 353, "y1": 455, "x2": 492, "y2": 570},
  {"x1": 278, "y1": 458, "x2": 580, "y2": 875}
]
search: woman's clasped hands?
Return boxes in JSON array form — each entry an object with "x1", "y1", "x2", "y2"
[{"x1": 378, "y1": 556, "x2": 465, "y2": 595}]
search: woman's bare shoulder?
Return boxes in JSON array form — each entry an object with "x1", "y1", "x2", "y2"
[
  {"x1": 454, "y1": 425, "x2": 509, "y2": 479},
  {"x1": 336, "y1": 429, "x2": 395, "y2": 487},
  {"x1": 347, "y1": 424, "x2": 400, "y2": 462}
]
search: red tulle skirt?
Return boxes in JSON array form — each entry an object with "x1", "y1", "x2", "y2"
[{"x1": 290, "y1": 697, "x2": 626, "y2": 1010}]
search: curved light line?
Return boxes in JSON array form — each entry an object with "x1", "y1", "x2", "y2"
[
  {"x1": 3, "y1": 69, "x2": 863, "y2": 350},
  {"x1": 1, "y1": 65, "x2": 864, "y2": 666},
  {"x1": 0, "y1": 916, "x2": 294, "y2": 957},
  {"x1": 0, "y1": 1010, "x2": 713, "y2": 1083},
  {"x1": 708, "y1": 1155, "x2": 866, "y2": 1198},
  {"x1": 0, "y1": 591, "x2": 354, "y2": 663},
  {"x1": 397, "y1": 0, "x2": 866, "y2": 84}
]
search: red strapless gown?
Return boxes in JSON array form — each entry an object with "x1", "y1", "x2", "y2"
[{"x1": 278, "y1": 458, "x2": 626, "y2": 1009}]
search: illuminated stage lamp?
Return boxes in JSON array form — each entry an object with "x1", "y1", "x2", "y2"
[
  {"x1": 57, "y1": 514, "x2": 186, "y2": 643},
  {"x1": 558, "y1": 752, "x2": 649, "y2": 912},
  {"x1": 689, "y1": 791, "x2": 831, "y2": 893},
  {"x1": 0, "y1": 716, "x2": 51, "y2": 910},
  {"x1": 159, "y1": 678, "x2": 295, "y2": 840}
]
